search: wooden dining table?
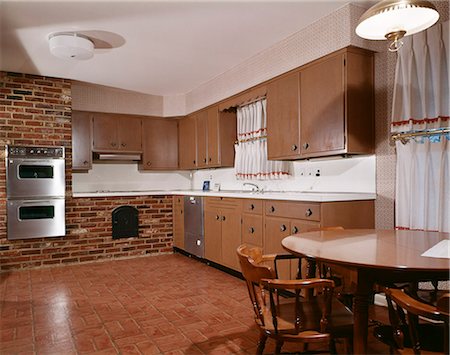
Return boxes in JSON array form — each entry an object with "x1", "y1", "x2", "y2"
[{"x1": 281, "y1": 229, "x2": 450, "y2": 354}]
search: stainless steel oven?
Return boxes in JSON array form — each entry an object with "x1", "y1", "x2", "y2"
[
  {"x1": 7, "y1": 198, "x2": 65, "y2": 240},
  {"x1": 6, "y1": 145, "x2": 66, "y2": 240},
  {"x1": 6, "y1": 146, "x2": 65, "y2": 199}
]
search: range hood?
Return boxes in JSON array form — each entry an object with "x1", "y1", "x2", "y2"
[{"x1": 93, "y1": 152, "x2": 142, "y2": 161}]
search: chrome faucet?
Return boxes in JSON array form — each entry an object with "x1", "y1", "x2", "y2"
[{"x1": 243, "y1": 182, "x2": 260, "y2": 192}]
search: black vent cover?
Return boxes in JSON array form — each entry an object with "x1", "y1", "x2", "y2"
[{"x1": 112, "y1": 206, "x2": 139, "y2": 239}]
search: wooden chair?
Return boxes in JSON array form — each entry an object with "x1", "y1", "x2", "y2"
[
  {"x1": 237, "y1": 244, "x2": 353, "y2": 354},
  {"x1": 373, "y1": 287, "x2": 450, "y2": 354}
]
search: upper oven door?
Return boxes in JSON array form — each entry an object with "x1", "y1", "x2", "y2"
[{"x1": 6, "y1": 158, "x2": 65, "y2": 199}]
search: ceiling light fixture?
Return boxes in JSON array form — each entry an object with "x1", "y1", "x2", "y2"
[
  {"x1": 355, "y1": 0, "x2": 440, "y2": 52},
  {"x1": 48, "y1": 32, "x2": 94, "y2": 60}
]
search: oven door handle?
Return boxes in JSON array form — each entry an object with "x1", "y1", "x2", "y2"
[{"x1": 19, "y1": 200, "x2": 59, "y2": 205}]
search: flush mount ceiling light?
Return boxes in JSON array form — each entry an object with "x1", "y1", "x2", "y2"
[
  {"x1": 48, "y1": 32, "x2": 94, "y2": 60},
  {"x1": 356, "y1": 0, "x2": 439, "y2": 52}
]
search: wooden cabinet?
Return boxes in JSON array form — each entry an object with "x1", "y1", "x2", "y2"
[
  {"x1": 264, "y1": 199, "x2": 374, "y2": 287},
  {"x1": 267, "y1": 47, "x2": 374, "y2": 160},
  {"x1": 92, "y1": 113, "x2": 142, "y2": 153},
  {"x1": 173, "y1": 196, "x2": 184, "y2": 249},
  {"x1": 178, "y1": 115, "x2": 197, "y2": 169},
  {"x1": 206, "y1": 106, "x2": 236, "y2": 168},
  {"x1": 195, "y1": 111, "x2": 208, "y2": 168},
  {"x1": 140, "y1": 118, "x2": 178, "y2": 170},
  {"x1": 242, "y1": 199, "x2": 263, "y2": 247},
  {"x1": 204, "y1": 197, "x2": 242, "y2": 271},
  {"x1": 178, "y1": 106, "x2": 236, "y2": 170},
  {"x1": 267, "y1": 72, "x2": 300, "y2": 159},
  {"x1": 71, "y1": 110, "x2": 92, "y2": 171}
]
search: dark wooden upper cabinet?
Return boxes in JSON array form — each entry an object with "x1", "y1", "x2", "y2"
[
  {"x1": 117, "y1": 115, "x2": 142, "y2": 152},
  {"x1": 178, "y1": 107, "x2": 236, "y2": 170},
  {"x1": 300, "y1": 53, "x2": 345, "y2": 156},
  {"x1": 267, "y1": 71, "x2": 301, "y2": 160},
  {"x1": 92, "y1": 113, "x2": 142, "y2": 153},
  {"x1": 72, "y1": 110, "x2": 92, "y2": 171},
  {"x1": 140, "y1": 118, "x2": 178, "y2": 170},
  {"x1": 207, "y1": 106, "x2": 236, "y2": 168},
  {"x1": 196, "y1": 110, "x2": 208, "y2": 168},
  {"x1": 92, "y1": 113, "x2": 118, "y2": 151},
  {"x1": 178, "y1": 115, "x2": 197, "y2": 169},
  {"x1": 266, "y1": 46, "x2": 374, "y2": 160}
]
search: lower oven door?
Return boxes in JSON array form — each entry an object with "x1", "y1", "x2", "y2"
[{"x1": 7, "y1": 199, "x2": 65, "y2": 240}]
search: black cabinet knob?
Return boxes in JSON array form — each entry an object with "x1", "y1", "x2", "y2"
[
  {"x1": 292, "y1": 226, "x2": 299, "y2": 234},
  {"x1": 280, "y1": 224, "x2": 287, "y2": 232},
  {"x1": 250, "y1": 204, "x2": 255, "y2": 210},
  {"x1": 305, "y1": 209, "x2": 313, "y2": 217},
  {"x1": 270, "y1": 206, "x2": 275, "y2": 213},
  {"x1": 303, "y1": 143, "x2": 309, "y2": 150},
  {"x1": 248, "y1": 227, "x2": 255, "y2": 234},
  {"x1": 291, "y1": 144, "x2": 298, "y2": 151}
]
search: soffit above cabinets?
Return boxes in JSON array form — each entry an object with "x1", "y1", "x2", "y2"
[{"x1": 0, "y1": 1, "x2": 373, "y2": 97}]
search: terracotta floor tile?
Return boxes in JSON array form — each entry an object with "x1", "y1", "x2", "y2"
[{"x1": 0, "y1": 253, "x2": 393, "y2": 355}]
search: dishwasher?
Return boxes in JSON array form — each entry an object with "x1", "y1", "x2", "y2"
[{"x1": 184, "y1": 196, "x2": 204, "y2": 258}]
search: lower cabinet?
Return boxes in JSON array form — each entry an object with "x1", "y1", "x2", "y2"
[
  {"x1": 204, "y1": 198, "x2": 242, "y2": 271},
  {"x1": 264, "y1": 216, "x2": 320, "y2": 279},
  {"x1": 173, "y1": 196, "x2": 184, "y2": 249},
  {"x1": 186, "y1": 195, "x2": 374, "y2": 288}
]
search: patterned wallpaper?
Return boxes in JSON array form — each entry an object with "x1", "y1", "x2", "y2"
[{"x1": 72, "y1": 81, "x2": 164, "y2": 116}]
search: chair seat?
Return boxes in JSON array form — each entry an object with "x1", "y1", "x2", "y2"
[
  {"x1": 374, "y1": 323, "x2": 445, "y2": 353},
  {"x1": 262, "y1": 296, "x2": 353, "y2": 338}
]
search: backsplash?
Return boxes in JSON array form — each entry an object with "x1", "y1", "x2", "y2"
[
  {"x1": 192, "y1": 156, "x2": 376, "y2": 193},
  {"x1": 73, "y1": 163, "x2": 191, "y2": 193}
]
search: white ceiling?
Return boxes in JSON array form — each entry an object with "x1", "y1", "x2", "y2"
[{"x1": 1, "y1": 0, "x2": 372, "y2": 96}]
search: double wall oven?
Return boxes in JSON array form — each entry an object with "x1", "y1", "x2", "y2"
[{"x1": 6, "y1": 145, "x2": 66, "y2": 240}]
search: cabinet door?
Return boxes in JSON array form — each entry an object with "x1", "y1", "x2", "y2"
[
  {"x1": 264, "y1": 216, "x2": 291, "y2": 279},
  {"x1": 204, "y1": 209, "x2": 222, "y2": 264},
  {"x1": 173, "y1": 196, "x2": 184, "y2": 249},
  {"x1": 141, "y1": 118, "x2": 178, "y2": 169},
  {"x1": 300, "y1": 54, "x2": 345, "y2": 157},
  {"x1": 72, "y1": 111, "x2": 92, "y2": 171},
  {"x1": 221, "y1": 209, "x2": 242, "y2": 271},
  {"x1": 207, "y1": 106, "x2": 219, "y2": 166},
  {"x1": 118, "y1": 116, "x2": 142, "y2": 152},
  {"x1": 178, "y1": 116, "x2": 197, "y2": 169},
  {"x1": 242, "y1": 214, "x2": 263, "y2": 247},
  {"x1": 93, "y1": 113, "x2": 118, "y2": 151},
  {"x1": 267, "y1": 71, "x2": 300, "y2": 159},
  {"x1": 289, "y1": 219, "x2": 320, "y2": 280},
  {"x1": 196, "y1": 111, "x2": 208, "y2": 168}
]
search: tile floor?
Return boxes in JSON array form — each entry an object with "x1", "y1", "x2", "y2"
[{"x1": 1, "y1": 253, "x2": 390, "y2": 354}]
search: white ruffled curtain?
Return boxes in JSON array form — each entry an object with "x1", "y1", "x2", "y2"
[
  {"x1": 235, "y1": 99, "x2": 290, "y2": 180},
  {"x1": 392, "y1": 21, "x2": 450, "y2": 233}
]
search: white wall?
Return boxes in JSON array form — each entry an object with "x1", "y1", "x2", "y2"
[
  {"x1": 72, "y1": 163, "x2": 191, "y2": 193},
  {"x1": 192, "y1": 155, "x2": 376, "y2": 193}
]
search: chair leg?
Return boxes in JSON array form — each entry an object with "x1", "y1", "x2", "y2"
[
  {"x1": 329, "y1": 339, "x2": 337, "y2": 354},
  {"x1": 275, "y1": 340, "x2": 284, "y2": 354},
  {"x1": 256, "y1": 333, "x2": 267, "y2": 355}
]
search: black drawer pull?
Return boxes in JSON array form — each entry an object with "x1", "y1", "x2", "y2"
[
  {"x1": 280, "y1": 224, "x2": 287, "y2": 232},
  {"x1": 305, "y1": 209, "x2": 313, "y2": 217}
]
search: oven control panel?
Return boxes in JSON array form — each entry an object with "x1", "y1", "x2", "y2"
[{"x1": 6, "y1": 145, "x2": 65, "y2": 159}]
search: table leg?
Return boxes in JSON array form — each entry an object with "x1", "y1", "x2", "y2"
[{"x1": 353, "y1": 270, "x2": 374, "y2": 354}]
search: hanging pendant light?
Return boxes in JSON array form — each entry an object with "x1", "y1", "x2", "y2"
[{"x1": 356, "y1": 0, "x2": 440, "y2": 52}]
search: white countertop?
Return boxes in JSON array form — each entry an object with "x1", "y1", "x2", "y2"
[{"x1": 72, "y1": 189, "x2": 376, "y2": 202}]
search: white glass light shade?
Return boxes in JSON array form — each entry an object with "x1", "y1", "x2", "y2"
[
  {"x1": 356, "y1": 0, "x2": 439, "y2": 40},
  {"x1": 49, "y1": 33, "x2": 94, "y2": 60}
]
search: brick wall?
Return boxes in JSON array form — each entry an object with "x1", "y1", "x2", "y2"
[{"x1": 0, "y1": 72, "x2": 173, "y2": 271}]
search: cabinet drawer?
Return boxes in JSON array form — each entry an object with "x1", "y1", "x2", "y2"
[
  {"x1": 242, "y1": 215, "x2": 263, "y2": 247},
  {"x1": 265, "y1": 200, "x2": 320, "y2": 221},
  {"x1": 205, "y1": 197, "x2": 242, "y2": 210},
  {"x1": 242, "y1": 199, "x2": 263, "y2": 215}
]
